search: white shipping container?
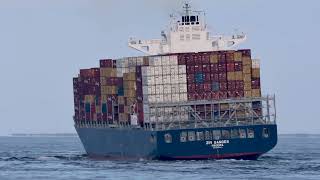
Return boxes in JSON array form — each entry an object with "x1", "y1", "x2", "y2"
[
  {"x1": 148, "y1": 66, "x2": 155, "y2": 76},
  {"x1": 252, "y1": 59, "x2": 260, "y2": 68},
  {"x1": 163, "y1": 84, "x2": 172, "y2": 94},
  {"x1": 129, "y1": 66, "x2": 136, "y2": 73},
  {"x1": 171, "y1": 84, "x2": 179, "y2": 94},
  {"x1": 179, "y1": 93, "x2": 188, "y2": 102},
  {"x1": 163, "y1": 94, "x2": 172, "y2": 102},
  {"x1": 155, "y1": 85, "x2": 163, "y2": 94},
  {"x1": 169, "y1": 55, "x2": 178, "y2": 65},
  {"x1": 147, "y1": 76, "x2": 155, "y2": 85},
  {"x1": 179, "y1": 83, "x2": 188, "y2": 93},
  {"x1": 141, "y1": 66, "x2": 148, "y2": 76},
  {"x1": 161, "y1": 56, "x2": 170, "y2": 66},
  {"x1": 155, "y1": 75, "x2": 163, "y2": 85},
  {"x1": 143, "y1": 104, "x2": 150, "y2": 114},
  {"x1": 163, "y1": 75, "x2": 171, "y2": 84},
  {"x1": 154, "y1": 56, "x2": 162, "y2": 66},
  {"x1": 170, "y1": 66, "x2": 179, "y2": 75},
  {"x1": 178, "y1": 74, "x2": 187, "y2": 84},
  {"x1": 171, "y1": 93, "x2": 180, "y2": 102},
  {"x1": 151, "y1": 85, "x2": 156, "y2": 95},
  {"x1": 142, "y1": 86, "x2": 148, "y2": 94},
  {"x1": 178, "y1": 65, "x2": 186, "y2": 74},
  {"x1": 136, "y1": 57, "x2": 144, "y2": 66},
  {"x1": 162, "y1": 66, "x2": 170, "y2": 75},
  {"x1": 170, "y1": 75, "x2": 179, "y2": 84}
]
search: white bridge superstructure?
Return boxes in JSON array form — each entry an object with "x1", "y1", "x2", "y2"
[{"x1": 128, "y1": 3, "x2": 247, "y2": 55}]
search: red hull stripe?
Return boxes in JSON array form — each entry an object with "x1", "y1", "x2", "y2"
[{"x1": 172, "y1": 152, "x2": 261, "y2": 159}]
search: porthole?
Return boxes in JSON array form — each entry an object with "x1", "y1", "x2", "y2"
[
  {"x1": 180, "y1": 132, "x2": 187, "y2": 142},
  {"x1": 263, "y1": 128, "x2": 269, "y2": 138},
  {"x1": 188, "y1": 131, "x2": 195, "y2": 141},
  {"x1": 247, "y1": 128, "x2": 255, "y2": 138},
  {"x1": 164, "y1": 133, "x2": 172, "y2": 143}
]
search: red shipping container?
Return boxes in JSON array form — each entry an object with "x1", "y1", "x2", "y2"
[
  {"x1": 239, "y1": 49, "x2": 251, "y2": 58},
  {"x1": 218, "y1": 53, "x2": 226, "y2": 62},
  {"x1": 220, "y1": 82, "x2": 228, "y2": 91},
  {"x1": 218, "y1": 73, "x2": 227, "y2": 82},
  {"x1": 235, "y1": 91, "x2": 244, "y2": 98},
  {"x1": 192, "y1": 54, "x2": 201, "y2": 64},
  {"x1": 204, "y1": 73, "x2": 211, "y2": 82},
  {"x1": 227, "y1": 81, "x2": 236, "y2": 90},
  {"x1": 194, "y1": 65, "x2": 202, "y2": 72},
  {"x1": 235, "y1": 81, "x2": 244, "y2": 90},
  {"x1": 211, "y1": 92, "x2": 219, "y2": 100},
  {"x1": 234, "y1": 62, "x2": 243, "y2": 71},
  {"x1": 188, "y1": 93, "x2": 196, "y2": 101},
  {"x1": 202, "y1": 64, "x2": 211, "y2": 73},
  {"x1": 187, "y1": 66, "x2": 195, "y2": 73},
  {"x1": 204, "y1": 92, "x2": 211, "y2": 100},
  {"x1": 100, "y1": 59, "x2": 113, "y2": 68},
  {"x1": 187, "y1": 74, "x2": 195, "y2": 83},
  {"x1": 119, "y1": 105, "x2": 125, "y2": 113},
  {"x1": 187, "y1": 55, "x2": 195, "y2": 65},
  {"x1": 196, "y1": 93, "x2": 204, "y2": 100},
  {"x1": 178, "y1": 55, "x2": 186, "y2": 65},
  {"x1": 80, "y1": 68, "x2": 100, "y2": 78},
  {"x1": 218, "y1": 63, "x2": 227, "y2": 72},
  {"x1": 201, "y1": 54, "x2": 210, "y2": 64},
  {"x1": 188, "y1": 84, "x2": 196, "y2": 93},
  {"x1": 210, "y1": 64, "x2": 219, "y2": 72},
  {"x1": 219, "y1": 91, "x2": 228, "y2": 99},
  {"x1": 226, "y1": 52, "x2": 234, "y2": 62},
  {"x1": 252, "y1": 78, "x2": 261, "y2": 89},
  {"x1": 210, "y1": 73, "x2": 219, "y2": 81},
  {"x1": 227, "y1": 62, "x2": 235, "y2": 72},
  {"x1": 204, "y1": 83, "x2": 211, "y2": 92},
  {"x1": 227, "y1": 91, "x2": 236, "y2": 98},
  {"x1": 195, "y1": 84, "x2": 204, "y2": 93}
]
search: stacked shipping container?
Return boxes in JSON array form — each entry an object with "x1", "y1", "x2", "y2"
[{"x1": 73, "y1": 49, "x2": 262, "y2": 125}]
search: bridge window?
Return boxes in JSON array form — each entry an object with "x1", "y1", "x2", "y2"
[
  {"x1": 239, "y1": 129, "x2": 247, "y2": 139},
  {"x1": 231, "y1": 129, "x2": 240, "y2": 139},
  {"x1": 196, "y1": 131, "x2": 204, "y2": 141},
  {"x1": 263, "y1": 128, "x2": 269, "y2": 138},
  {"x1": 180, "y1": 132, "x2": 187, "y2": 142},
  {"x1": 164, "y1": 133, "x2": 172, "y2": 143},
  {"x1": 247, "y1": 128, "x2": 255, "y2": 138},
  {"x1": 188, "y1": 131, "x2": 195, "y2": 141},
  {"x1": 190, "y1": 16, "x2": 196, "y2": 22},
  {"x1": 221, "y1": 130, "x2": 230, "y2": 139},
  {"x1": 212, "y1": 130, "x2": 221, "y2": 140},
  {"x1": 205, "y1": 131, "x2": 212, "y2": 140}
]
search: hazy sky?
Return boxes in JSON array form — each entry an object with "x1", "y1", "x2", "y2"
[{"x1": 0, "y1": 0, "x2": 319, "y2": 135}]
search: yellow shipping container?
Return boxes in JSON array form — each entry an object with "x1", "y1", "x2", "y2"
[
  {"x1": 96, "y1": 106, "x2": 101, "y2": 113},
  {"x1": 244, "y1": 90, "x2": 252, "y2": 97},
  {"x1": 101, "y1": 85, "x2": 117, "y2": 95},
  {"x1": 234, "y1": 52, "x2": 243, "y2": 62},
  {"x1": 220, "y1": 103, "x2": 229, "y2": 111},
  {"x1": 119, "y1": 113, "x2": 129, "y2": 122},
  {"x1": 252, "y1": 89, "x2": 261, "y2": 97},
  {"x1": 243, "y1": 65, "x2": 251, "y2": 74},
  {"x1": 124, "y1": 89, "x2": 136, "y2": 97},
  {"x1": 123, "y1": 72, "x2": 136, "y2": 81},
  {"x1": 210, "y1": 54, "x2": 219, "y2": 64},
  {"x1": 243, "y1": 74, "x2": 252, "y2": 82},
  {"x1": 244, "y1": 82, "x2": 252, "y2": 91},
  {"x1": 126, "y1": 97, "x2": 136, "y2": 105},
  {"x1": 100, "y1": 77, "x2": 107, "y2": 86},
  {"x1": 100, "y1": 68, "x2": 117, "y2": 77},
  {"x1": 242, "y1": 57, "x2": 252, "y2": 66},
  {"x1": 101, "y1": 95, "x2": 108, "y2": 102},
  {"x1": 227, "y1": 72, "x2": 235, "y2": 81},
  {"x1": 124, "y1": 106, "x2": 131, "y2": 113},
  {"x1": 234, "y1": 72, "x2": 243, "y2": 81},
  {"x1": 124, "y1": 81, "x2": 137, "y2": 90},
  {"x1": 118, "y1": 96, "x2": 125, "y2": 104},
  {"x1": 252, "y1": 68, "x2": 260, "y2": 78},
  {"x1": 84, "y1": 95, "x2": 95, "y2": 103}
]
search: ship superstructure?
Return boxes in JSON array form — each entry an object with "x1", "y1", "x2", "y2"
[
  {"x1": 73, "y1": 3, "x2": 277, "y2": 160},
  {"x1": 128, "y1": 3, "x2": 246, "y2": 55}
]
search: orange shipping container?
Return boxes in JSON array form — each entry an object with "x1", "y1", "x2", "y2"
[
  {"x1": 252, "y1": 89, "x2": 261, "y2": 97},
  {"x1": 234, "y1": 72, "x2": 243, "y2": 81},
  {"x1": 252, "y1": 68, "x2": 260, "y2": 78},
  {"x1": 244, "y1": 90, "x2": 252, "y2": 97},
  {"x1": 242, "y1": 57, "x2": 252, "y2": 66},
  {"x1": 227, "y1": 72, "x2": 236, "y2": 81},
  {"x1": 243, "y1": 74, "x2": 252, "y2": 82},
  {"x1": 123, "y1": 72, "x2": 136, "y2": 81},
  {"x1": 100, "y1": 68, "x2": 117, "y2": 77},
  {"x1": 210, "y1": 54, "x2": 219, "y2": 64},
  {"x1": 234, "y1": 52, "x2": 242, "y2": 62},
  {"x1": 242, "y1": 65, "x2": 251, "y2": 74}
]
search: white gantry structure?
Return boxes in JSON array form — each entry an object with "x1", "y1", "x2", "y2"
[{"x1": 128, "y1": 3, "x2": 247, "y2": 55}]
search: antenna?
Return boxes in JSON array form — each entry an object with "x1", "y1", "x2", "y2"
[{"x1": 183, "y1": 2, "x2": 191, "y2": 16}]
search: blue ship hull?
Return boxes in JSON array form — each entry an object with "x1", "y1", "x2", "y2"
[{"x1": 76, "y1": 124, "x2": 277, "y2": 160}]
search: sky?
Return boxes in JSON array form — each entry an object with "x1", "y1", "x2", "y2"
[{"x1": 0, "y1": 0, "x2": 319, "y2": 135}]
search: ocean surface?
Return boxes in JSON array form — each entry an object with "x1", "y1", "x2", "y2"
[{"x1": 0, "y1": 135, "x2": 319, "y2": 180}]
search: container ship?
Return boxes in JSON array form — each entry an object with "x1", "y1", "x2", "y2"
[{"x1": 73, "y1": 3, "x2": 277, "y2": 160}]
